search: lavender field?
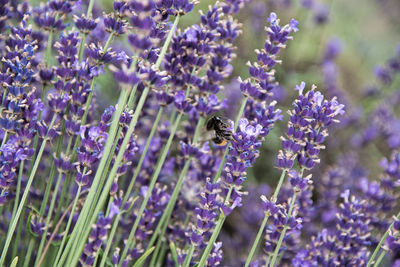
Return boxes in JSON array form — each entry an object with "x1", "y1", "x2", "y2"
[{"x1": 0, "y1": 0, "x2": 400, "y2": 266}]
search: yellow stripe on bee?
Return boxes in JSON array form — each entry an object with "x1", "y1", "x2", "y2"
[{"x1": 217, "y1": 139, "x2": 227, "y2": 146}]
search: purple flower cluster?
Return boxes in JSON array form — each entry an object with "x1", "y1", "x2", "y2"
[
  {"x1": 293, "y1": 191, "x2": 371, "y2": 267},
  {"x1": 277, "y1": 82, "x2": 345, "y2": 170}
]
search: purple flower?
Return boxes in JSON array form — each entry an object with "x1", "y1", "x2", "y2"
[
  {"x1": 277, "y1": 83, "x2": 344, "y2": 170},
  {"x1": 174, "y1": 90, "x2": 193, "y2": 113}
]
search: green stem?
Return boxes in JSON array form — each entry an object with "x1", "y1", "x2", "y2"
[
  {"x1": 127, "y1": 84, "x2": 138, "y2": 109},
  {"x1": 54, "y1": 185, "x2": 82, "y2": 266},
  {"x1": 269, "y1": 192, "x2": 298, "y2": 267},
  {"x1": 45, "y1": 16, "x2": 57, "y2": 65},
  {"x1": 272, "y1": 169, "x2": 287, "y2": 202},
  {"x1": 183, "y1": 245, "x2": 195, "y2": 267},
  {"x1": 367, "y1": 212, "x2": 400, "y2": 267},
  {"x1": 122, "y1": 107, "x2": 164, "y2": 204},
  {"x1": 0, "y1": 114, "x2": 56, "y2": 266},
  {"x1": 86, "y1": 0, "x2": 95, "y2": 17},
  {"x1": 10, "y1": 161, "x2": 24, "y2": 259},
  {"x1": 119, "y1": 113, "x2": 183, "y2": 266},
  {"x1": 197, "y1": 214, "x2": 226, "y2": 267},
  {"x1": 264, "y1": 256, "x2": 271, "y2": 267},
  {"x1": 22, "y1": 238, "x2": 35, "y2": 267},
  {"x1": 78, "y1": 34, "x2": 87, "y2": 63},
  {"x1": 244, "y1": 213, "x2": 269, "y2": 267},
  {"x1": 83, "y1": 127, "x2": 122, "y2": 228},
  {"x1": 35, "y1": 172, "x2": 64, "y2": 266},
  {"x1": 244, "y1": 169, "x2": 287, "y2": 266},
  {"x1": 11, "y1": 161, "x2": 24, "y2": 222},
  {"x1": 155, "y1": 242, "x2": 167, "y2": 267},
  {"x1": 61, "y1": 14, "x2": 180, "y2": 267},
  {"x1": 11, "y1": 207, "x2": 25, "y2": 260},
  {"x1": 373, "y1": 250, "x2": 386, "y2": 267},
  {"x1": 57, "y1": 89, "x2": 129, "y2": 267},
  {"x1": 53, "y1": 135, "x2": 74, "y2": 223},
  {"x1": 67, "y1": 93, "x2": 171, "y2": 267},
  {"x1": 39, "y1": 128, "x2": 64, "y2": 217},
  {"x1": 99, "y1": 213, "x2": 121, "y2": 267},
  {"x1": 155, "y1": 15, "x2": 180, "y2": 69},
  {"x1": 148, "y1": 116, "x2": 205, "y2": 251}
]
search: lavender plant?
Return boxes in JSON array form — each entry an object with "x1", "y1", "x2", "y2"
[{"x1": 0, "y1": 0, "x2": 399, "y2": 267}]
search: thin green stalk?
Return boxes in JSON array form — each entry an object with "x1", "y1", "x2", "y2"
[
  {"x1": 66, "y1": 94, "x2": 173, "y2": 267},
  {"x1": 155, "y1": 15, "x2": 180, "y2": 68},
  {"x1": 35, "y1": 172, "x2": 64, "y2": 266},
  {"x1": 52, "y1": 134, "x2": 74, "y2": 223},
  {"x1": 264, "y1": 256, "x2": 271, "y2": 267},
  {"x1": 127, "y1": 84, "x2": 138, "y2": 108},
  {"x1": 197, "y1": 214, "x2": 226, "y2": 267},
  {"x1": 269, "y1": 192, "x2": 298, "y2": 267},
  {"x1": 0, "y1": 114, "x2": 56, "y2": 266},
  {"x1": 244, "y1": 169, "x2": 287, "y2": 266},
  {"x1": 78, "y1": 34, "x2": 87, "y2": 63},
  {"x1": 24, "y1": 118, "x2": 65, "y2": 264},
  {"x1": 183, "y1": 245, "x2": 195, "y2": 267},
  {"x1": 54, "y1": 185, "x2": 82, "y2": 265},
  {"x1": 119, "y1": 113, "x2": 183, "y2": 266},
  {"x1": 11, "y1": 207, "x2": 25, "y2": 259},
  {"x1": 39, "y1": 128, "x2": 64, "y2": 217},
  {"x1": 22, "y1": 238, "x2": 35, "y2": 267},
  {"x1": 28, "y1": 82, "x2": 48, "y2": 177},
  {"x1": 367, "y1": 211, "x2": 400, "y2": 267},
  {"x1": 213, "y1": 96, "x2": 248, "y2": 183},
  {"x1": 148, "y1": 117, "x2": 205, "y2": 265},
  {"x1": 45, "y1": 16, "x2": 58, "y2": 65},
  {"x1": 373, "y1": 250, "x2": 386, "y2": 267},
  {"x1": 83, "y1": 127, "x2": 122, "y2": 228},
  {"x1": 61, "y1": 14, "x2": 180, "y2": 267},
  {"x1": 244, "y1": 213, "x2": 269, "y2": 267},
  {"x1": 86, "y1": 0, "x2": 95, "y2": 17},
  {"x1": 99, "y1": 213, "x2": 121, "y2": 267},
  {"x1": 148, "y1": 116, "x2": 205, "y2": 242},
  {"x1": 11, "y1": 161, "x2": 24, "y2": 222},
  {"x1": 155, "y1": 242, "x2": 167, "y2": 267},
  {"x1": 149, "y1": 217, "x2": 169, "y2": 267},
  {"x1": 10, "y1": 161, "x2": 24, "y2": 259},
  {"x1": 57, "y1": 89, "x2": 130, "y2": 267},
  {"x1": 272, "y1": 169, "x2": 287, "y2": 201},
  {"x1": 195, "y1": 186, "x2": 234, "y2": 267},
  {"x1": 122, "y1": 107, "x2": 164, "y2": 204}
]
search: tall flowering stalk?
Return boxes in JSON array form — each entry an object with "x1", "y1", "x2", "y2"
[
  {"x1": 258, "y1": 83, "x2": 345, "y2": 266},
  {"x1": 193, "y1": 12, "x2": 299, "y2": 267}
]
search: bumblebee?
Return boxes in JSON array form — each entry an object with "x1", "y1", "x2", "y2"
[{"x1": 206, "y1": 116, "x2": 232, "y2": 146}]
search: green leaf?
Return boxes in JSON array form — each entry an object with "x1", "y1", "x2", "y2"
[
  {"x1": 132, "y1": 247, "x2": 155, "y2": 267},
  {"x1": 192, "y1": 264, "x2": 199, "y2": 267},
  {"x1": 169, "y1": 241, "x2": 179, "y2": 267},
  {"x1": 26, "y1": 213, "x2": 39, "y2": 238},
  {"x1": 10, "y1": 256, "x2": 18, "y2": 267}
]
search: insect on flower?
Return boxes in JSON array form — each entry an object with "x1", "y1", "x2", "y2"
[{"x1": 206, "y1": 116, "x2": 232, "y2": 146}]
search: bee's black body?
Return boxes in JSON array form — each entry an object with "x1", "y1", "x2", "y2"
[{"x1": 206, "y1": 116, "x2": 232, "y2": 145}]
